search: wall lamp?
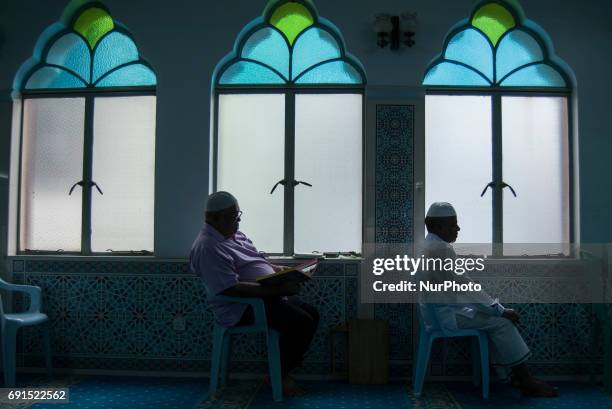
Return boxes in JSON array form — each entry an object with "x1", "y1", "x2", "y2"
[{"x1": 373, "y1": 12, "x2": 417, "y2": 49}]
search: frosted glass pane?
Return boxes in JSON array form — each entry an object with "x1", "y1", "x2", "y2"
[
  {"x1": 20, "y1": 98, "x2": 85, "y2": 251},
  {"x1": 217, "y1": 95, "x2": 285, "y2": 253},
  {"x1": 445, "y1": 28, "x2": 493, "y2": 81},
  {"x1": 496, "y1": 30, "x2": 543, "y2": 81},
  {"x1": 500, "y1": 64, "x2": 566, "y2": 87},
  {"x1": 95, "y1": 63, "x2": 156, "y2": 87},
  {"x1": 91, "y1": 96, "x2": 156, "y2": 252},
  {"x1": 502, "y1": 96, "x2": 569, "y2": 252},
  {"x1": 242, "y1": 27, "x2": 289, "y2": 80},
  {"x1": 92, "y1": 32, "x2": 139, "y2": 82},
  {"x1": 26, "y1": 66, "x2": 86, "y2": 89},
  {"x1": 294, "y1": 94, "x2": 362, "y2": 253},
  {"x1": 292, "y1": 27, "x2": 341, "y2": 80},
  {"x1": 423, "y1": 62, "x2": 490, "y2": 86},
  {"x1": 219, "y1": 61, "x2": 285, "y2": 84},
  {"x1": 425, "y1": 95, "x2": 492, "y2": 248},
  {"x1": 47, "y1": 33, "x2": 90, "y2": 83},
  {"x1": 295, "y1": 61, "x2": 361, "y2": 84}
]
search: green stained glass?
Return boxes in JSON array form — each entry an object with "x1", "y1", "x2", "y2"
[
  {"x1": 471, "y1": 3, "x2": 515, "y2": 47},
  {"x1": 269, "y1": 2, "x2": 314, "y2": 46},
  {"x1": 73, "y1": 8, "x2": 114, "y2": 49}
]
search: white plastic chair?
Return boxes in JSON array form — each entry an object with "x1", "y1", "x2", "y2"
[
  {"x1": 0, "y1": 278, "x2": 52, "y2": 387},
  {"x1": 207, "y1": 295, "x2": 282, "y2": 402},
  {"x1": 413, "y1": 303, "x2": 489, "y2": 398}
]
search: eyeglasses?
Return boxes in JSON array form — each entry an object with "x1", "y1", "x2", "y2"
[{"x1": 233, "y1": 210, "x2": 243, "y2": 222}]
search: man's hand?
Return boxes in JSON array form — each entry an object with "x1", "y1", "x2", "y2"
[
  {"x1": 502, "y1": 308, "x2": 520, "y2": 324},
  {"x1": 278, "y1": 281, "x2": 301, "y2": 296},
  {"x1": 272, "y1": 264, "x2": 291, "y2": 273}
]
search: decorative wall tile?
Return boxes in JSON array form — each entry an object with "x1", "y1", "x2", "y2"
[
  {"x1": 375, "y1": 104, "x2": 414, "y2": 245},
  {"x1": 12, "y1": 260, "x2": 355, "y2": 376}
]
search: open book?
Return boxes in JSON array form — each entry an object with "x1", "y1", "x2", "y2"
[{"x1": 256, "y1": 259, "x2": 319, "y2": 286}]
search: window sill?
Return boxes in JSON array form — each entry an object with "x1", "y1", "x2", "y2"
[
  {"x1": 267, "y1": 255, "x2": 363, "y2": 263},
  {"x1": 6, "y1": 254, "x2": 158, "y2": 262}
]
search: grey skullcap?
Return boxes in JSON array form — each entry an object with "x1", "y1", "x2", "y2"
[
  {"x1": 426, "y1": 202, "x2": 457, "y2": 218},
  {"x1": 205, "y1": 191, "x2": 238, "y2": 212}
]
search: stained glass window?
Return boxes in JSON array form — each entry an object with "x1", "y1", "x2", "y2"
[
  {"x1": 13, "y1": 1, "x2": 156, "y2": 255},
  {"x1": 215, "y1": 0, "x2": 365, "y2": 255},
  {"x1": 423, "y1": 1, "x2": 568, "y2": 88},
  {"x1": 423, "y1": 1, "x2": 572, "y2": 255},
  {"x1": 215, "y1": 1, "x2": 364, "y2": 86},
  {"x1": 15, "y1": 4, "x2": 156, "y2": 90}
]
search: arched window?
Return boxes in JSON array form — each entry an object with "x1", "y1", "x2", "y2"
[
  {"x1": 213, "y1": 0, "x2": 366, "y2": 255},
  {"x1": 423, "y1": 0, "x2": 572, "y2": 255},
  {"x1": 11, "y1": 1, "x2": 157, "y2": 255}
]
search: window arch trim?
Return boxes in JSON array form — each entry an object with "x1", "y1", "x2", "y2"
[
  {"x1": 13, "y1": 1, "x2": 157, "y2": 94},
  {"x1": 423, "y1": 0, "x2": 571, "y2": 90},
  {"x1": 213, "y1": 0, "x2": 366, "y2": 88}
]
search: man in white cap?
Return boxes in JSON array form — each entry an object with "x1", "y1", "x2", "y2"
[
  {"x1": 189, "y1": 191, "x2": 318, "y2": 397},
  {"x1": 421, "y1": 202, "x2": 558, "y2": 397}
]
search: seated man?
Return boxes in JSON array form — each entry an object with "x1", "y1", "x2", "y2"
[
  {"x1": 421, "y1": 202, "x2": 558, "y2": 398},
  {"x1": 189, "y1": 191, "x2": 319, "y2": 397}
]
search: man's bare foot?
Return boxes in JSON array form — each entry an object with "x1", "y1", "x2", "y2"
[{"x1": 520, "y1": 379, "x2": 559, "y2": 398}]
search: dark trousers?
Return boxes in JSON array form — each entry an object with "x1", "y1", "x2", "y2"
[{"x1": 238, "y1": 297, "x2": 319, "y2": 377}]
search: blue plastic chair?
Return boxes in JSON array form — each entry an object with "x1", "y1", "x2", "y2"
[
  {"x1": 413, "y1": 304, "x2": 489, "y2": 398},
  {"x1": 208, "y1": 295, "x2": 282, "y2": 402},
  {"x1": 0, "y1": 278, "x2": 52, "y2": 387}
]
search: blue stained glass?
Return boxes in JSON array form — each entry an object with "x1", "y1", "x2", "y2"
[
  {"x1": 95, "y1": 63, "x2": 156, "y2": 87},
  {"x1": 499, "y1": 64, "x2": 566, "y2": 87},
  {"x1": 92, "y1": 32, "x2": 139, "y2": 82},
  {"x1": 46, "y1": 33, "x2": 90, "y2": 83},
  {"x1": 292, "y1": 27, "x2": 341, "y2": 80},
  {"x1": 423, "y1": 62, "x2": 490, "y2": 86},
  {"x1": 219, "y1": 61, "x2": 285, "y2": 84},
  {"x1": 295, "y1": 61, "x2": 360, "y2": 84},
  {"x1": 242, "y1": 27, "x2": 289, "y2": 80},
  {"x1": 445, "y1": 28, "x2": 493, "y2": 81},
  {"x1": 25, "y1": 66, "x2": 86, "y2": 89},
  {"x1": 496, "y1": 30, "x2": 544, "y2": 81}
]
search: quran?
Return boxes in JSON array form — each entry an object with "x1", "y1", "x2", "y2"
[{"x1": 256, "y1": 259, "x2": 319, "y2": 285}]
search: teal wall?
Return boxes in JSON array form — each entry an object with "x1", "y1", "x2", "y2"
[{"x1": 0, "y1": 0, "x2": 610, "y2": 256}]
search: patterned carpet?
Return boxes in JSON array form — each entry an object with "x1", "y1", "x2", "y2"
[{"x1": 2, "y1": 376, "x2": 611, "y2": 409}]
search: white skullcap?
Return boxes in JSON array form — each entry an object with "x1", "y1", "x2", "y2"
[
  {"x1": 205, "y1": 191, "x2": 238, "y2": 212},
  {"x1": 426, "y1": 202, "x2": 457, "y2": 218}
]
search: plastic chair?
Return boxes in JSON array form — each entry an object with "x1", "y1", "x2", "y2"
[
  {"x1": 0, "y1": 278, "x2": 52, "y2": 387},
  {"x1": 413, "y1": 304, "x2": 489, "y2": 398},
  {"x1": 208, "y1": 295, "x2": 282, "y2": 402}
]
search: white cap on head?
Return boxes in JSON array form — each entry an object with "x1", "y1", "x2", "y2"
[
  {"x1": 205, "y1": 191, "x2": 238, "y2": 212},
  {"x1": 426, "y1": 202, "x2": 456, "y2": 218}
]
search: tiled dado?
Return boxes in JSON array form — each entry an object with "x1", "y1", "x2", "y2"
[
  {"x1": 11, "y1": 259, "x2": 358, "y2": 374},
  {"x1": 9, "y1": 258, "x2": 601, "y2": 378}
]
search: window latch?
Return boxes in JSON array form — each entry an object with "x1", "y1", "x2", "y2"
[
  {"x1": 480, "y1": 181, "x2": 517, "y2": 197},
  {"x1": 270, "y1": 179, "x2": 312, "y2": 194},
  {"x1": 270, "y1": 179, "x2": 287, "y2": 194},
  {"x1": 69, "y1": 180, "x2": 84, "y2": 195},
  {"x1": 480, "y1": 181, "x2": 495, "y2": 197},
  {"x1": 501, "y1": 182, "x2": 517, "y2": 197},
  {"x1": 293, "y1": 180, "x2": 312, "y2": 188},
  {"x1": 91, "y1": 181, "x2": 104, "y2": 195},
  {"x1": 68, "y1": 181, "x2": 103, "y2": 195}
]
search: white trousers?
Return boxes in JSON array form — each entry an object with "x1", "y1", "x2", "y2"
[{"x1": 456, "y1": 312, "x2": 531, "y2": 380}]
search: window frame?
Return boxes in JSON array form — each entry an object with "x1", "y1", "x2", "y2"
[
  {"x1": 212, "y1": 0, "x2": 367, "y2": 256},
  {"x1": 213, "y1": 85, "x2": 366, "y2": 256},
  {"x1": 17, "y1": 86, "x2": 156, "y2": 256},
  {"x1": 424, "y1": 87, "x2": 574, "y2": 257}
]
